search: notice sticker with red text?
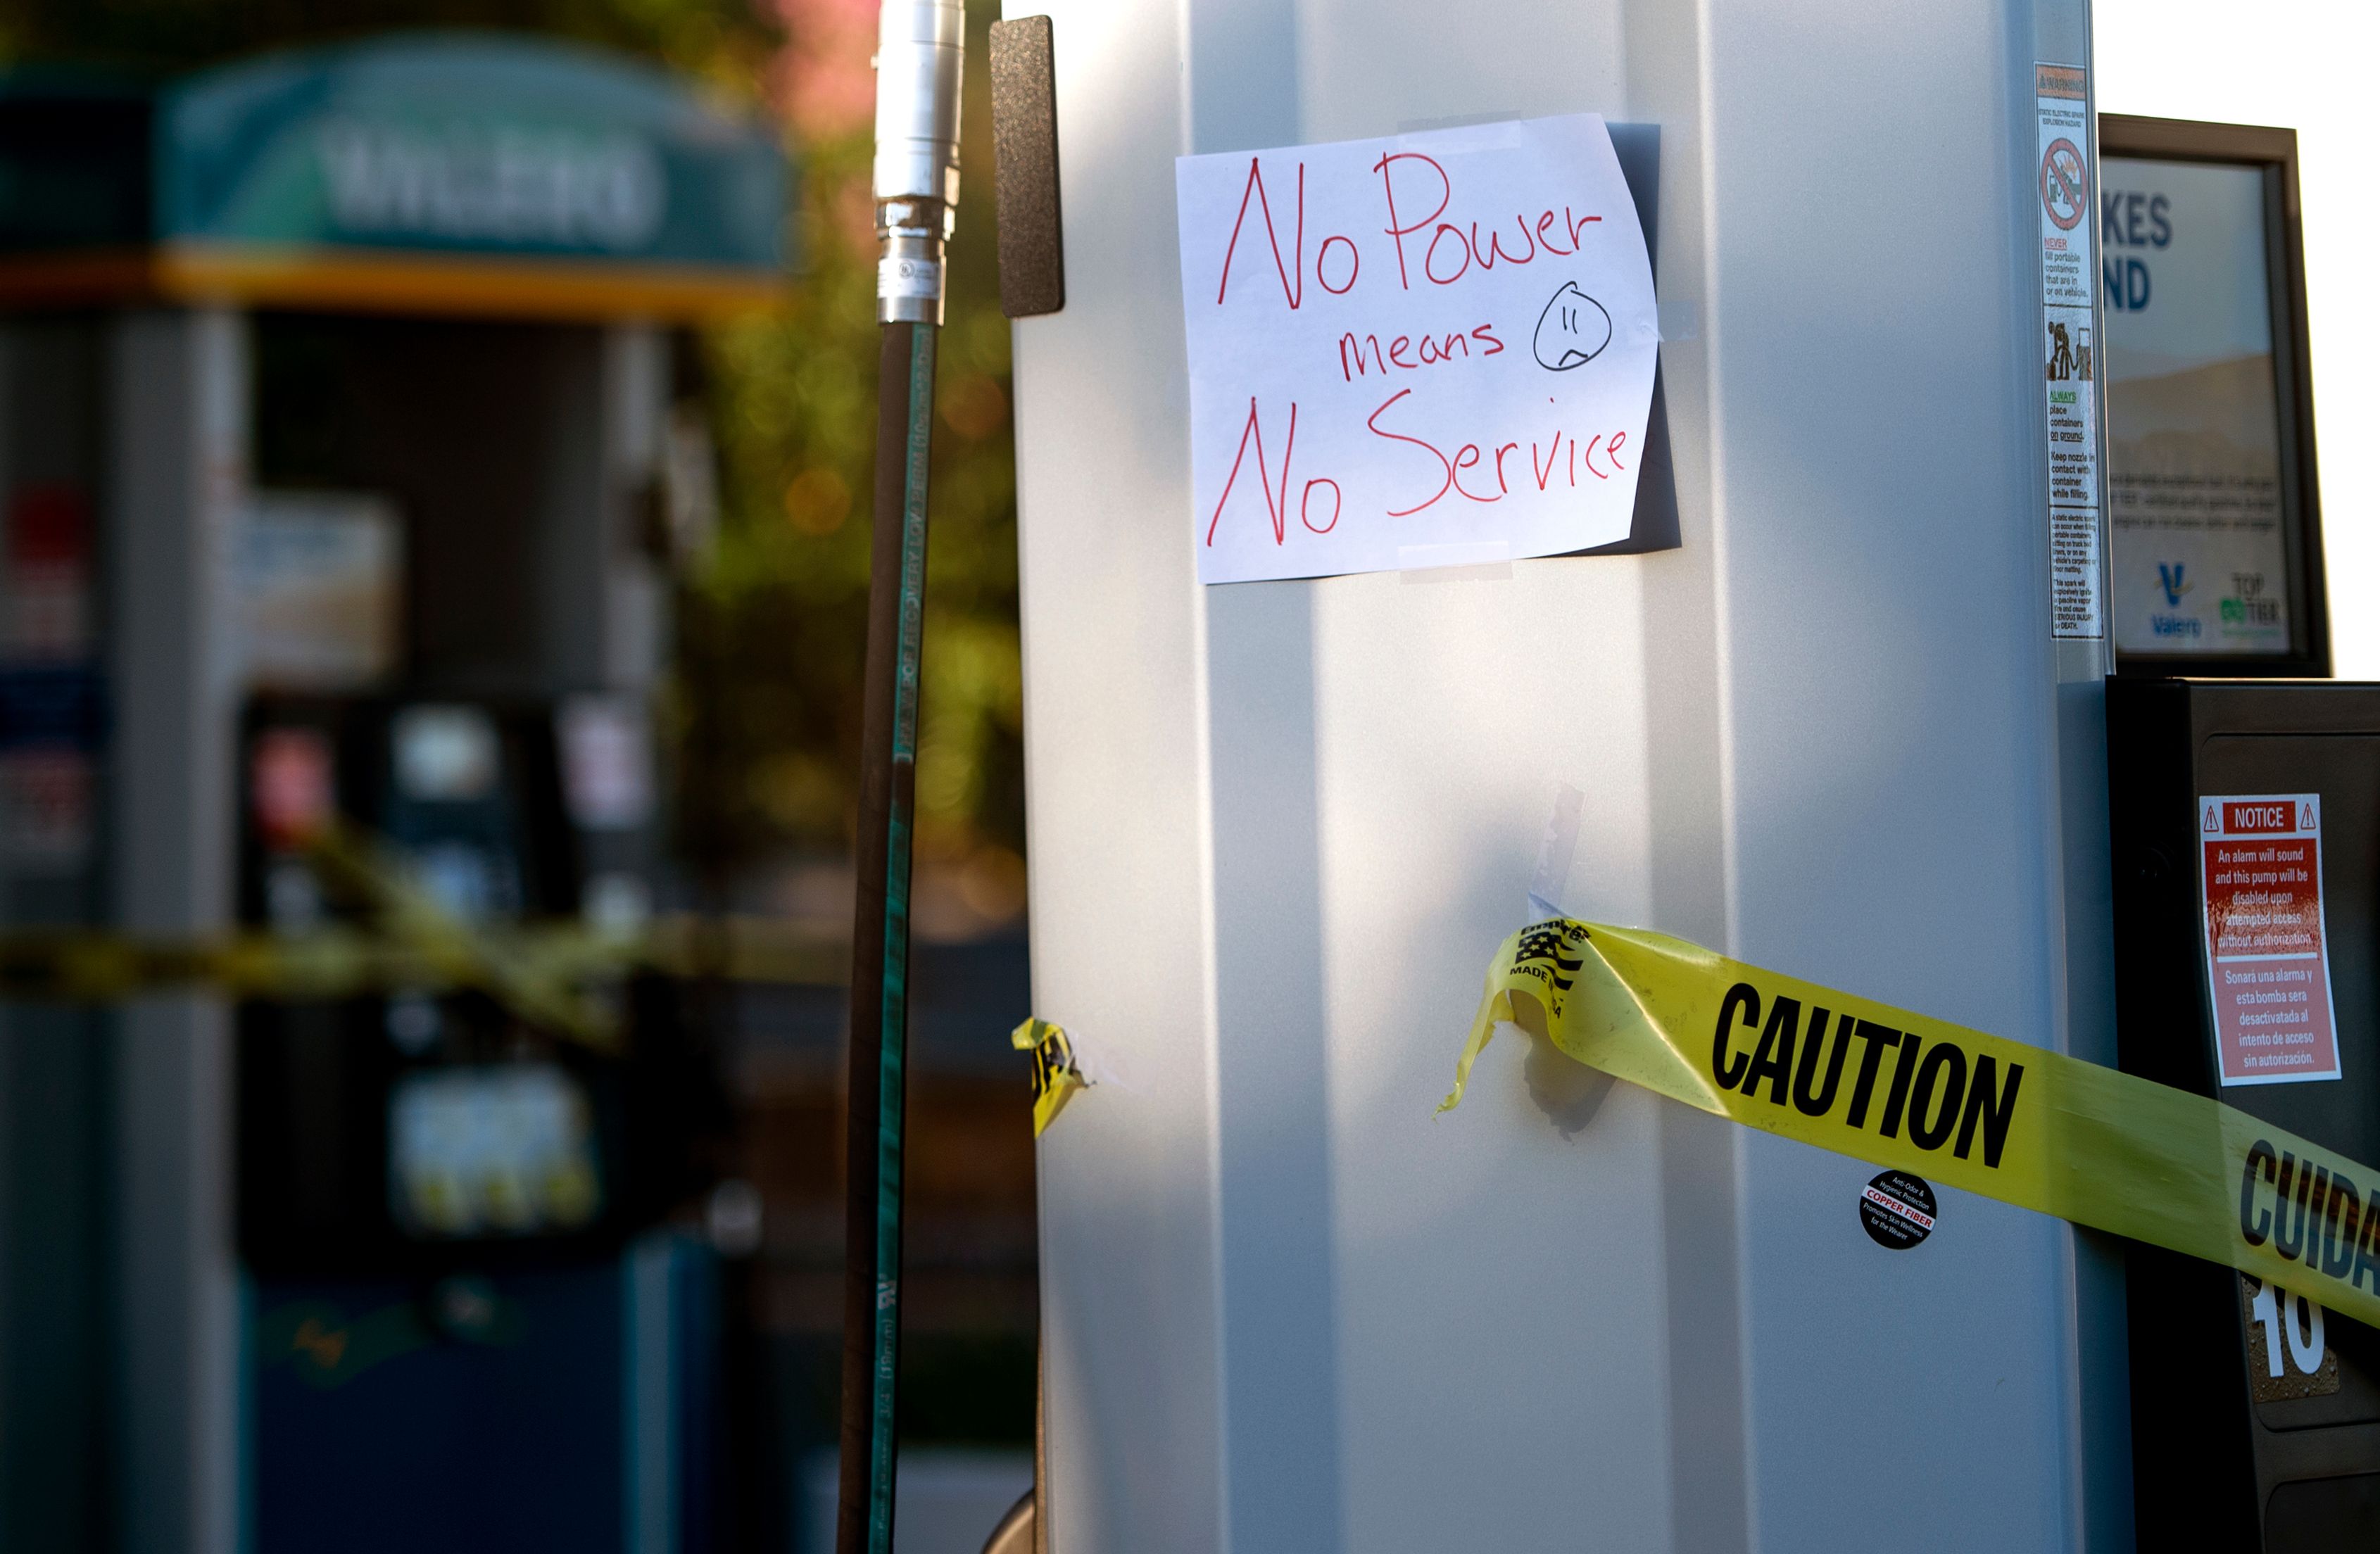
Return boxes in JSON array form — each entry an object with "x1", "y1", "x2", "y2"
[{"x1": 2200, "y1": 794, "x2": 2341, "y2": 1086}]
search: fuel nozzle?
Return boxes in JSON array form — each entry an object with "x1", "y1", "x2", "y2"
[{"x1": 873, "y1": 0, "x2": 965, "y2": 324}]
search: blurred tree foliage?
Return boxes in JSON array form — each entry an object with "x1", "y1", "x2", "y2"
[
  {"x1": 681, "y1": 0, "x2": 1025, "y2": 892},
  {"x1": 3, "y1": 0, "x2": 1027, "y2": 893},
  {"x1": 0, "y1": 0, "x2": 776, "y2": 96}
]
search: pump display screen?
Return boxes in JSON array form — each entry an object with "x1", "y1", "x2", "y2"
[
  {"x1": 387, "y1": 1064, "x2": 601, "y2": 1238},
  {"x1": 2101, "y1": 155, "x2": 2293, "y2": 657}
]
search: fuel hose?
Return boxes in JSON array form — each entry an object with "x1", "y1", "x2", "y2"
[{"x1": 838, "y1": 6, "x2": 964, "y2": 1554}]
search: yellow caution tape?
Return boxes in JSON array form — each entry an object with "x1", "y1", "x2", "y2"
[
  {"x1": 1012, "y1": 1017, "x2": 1088, "y2": 1136},
  {"x1": 0, "y1": 825, "x2": 845, "y2": 1050},
  {"x1": 0, "y1": 914, "x2": 842, "y2": 1054},
  {"x1": 0, "y1": 919, "x2": 838, "y2": 998},
  {"x1": 303, "y1": 825, "x2": 617, "y2": 1047},
  {"x1": 1444, "y1": 918, "x2": 2380, "y2": 1331}
]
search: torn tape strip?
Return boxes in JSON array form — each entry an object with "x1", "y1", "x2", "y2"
[
  {"x1": 1526, "y1": 782, "x2": 1585, "y2": 921},
  {"x1": 1395, "y1": 540, "x2": 1513, "y2": 579},
  {"x1": 1013, "y1": 1016, "x2": 1089, "y2": 1137},
  {"x1": 1443, "y1": 918, "x2": 2380, "y2": 1331}
]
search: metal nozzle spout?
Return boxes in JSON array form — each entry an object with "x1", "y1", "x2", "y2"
[{"x1": 873, "y1": 0, "x2": 965, "y2": 324}]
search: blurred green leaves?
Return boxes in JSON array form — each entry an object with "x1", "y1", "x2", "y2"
[
  {"x1": 0, "y1": 0, "x2": 778, "y2": 86},
  {"x1": 678, "y1": 0, "x2": 1024, "y2": 885}
]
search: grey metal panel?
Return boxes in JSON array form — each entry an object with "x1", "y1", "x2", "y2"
[
  {"x1": 1010, "y1": 1, "x2": 1227, "y2": 1550},
  {"x1": 521, "y1": 322, "x2": 667, "y2": 697},
  {"x1": 0, "y1": 317, "x2": 115, "y2": 1554},
  {"x1": 1181, "y1": 7, "x2": 1352, "y2": 1553},
  {"x1": 1701, "y1": 1, "x2": 2079, "y2": 1548},
  {"x1": 1619, "y1": 0, "x2": 1755, "y2": 1544},
  {"x1": 106, "y1": 307, "x2": 246, "y2": 1554},
  {"x1": 2042, "y1": 8, "x2": 2134, "y2": 1543},
  {"x1": 1290, "y1": 6, "x2": 1691, "y2": 1550}
]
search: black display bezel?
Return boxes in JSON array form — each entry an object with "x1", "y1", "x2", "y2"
[{"x1": 2100, "y1": 114, "x2": 2330, "y2": 681}]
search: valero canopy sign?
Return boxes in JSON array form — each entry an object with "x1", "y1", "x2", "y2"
[{"x1": 0, "y1": 35, "x2": 788, "y2": 319}]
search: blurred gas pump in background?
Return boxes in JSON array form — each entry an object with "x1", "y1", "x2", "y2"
[
  {"x1": 0, "y1": 24, "x2": 1053, "y2": 1553},
  {"x1": 234, "y1": 621, "x2": 736, "y2": 1553}
]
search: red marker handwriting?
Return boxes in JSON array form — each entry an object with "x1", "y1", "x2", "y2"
[
  {"x1": 1207, "y1": 398, "x2": 1341, "y2": 545},
  {"x1": 1214, "y1": 152, "x2": 1606, "y2": 310}
]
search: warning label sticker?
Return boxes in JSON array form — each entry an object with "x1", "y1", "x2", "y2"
[
  {"x1": 2035, "y1": 68, "x2": 2093, "y2": 311},
  {"x1": 2200, "y1": 794, "x2": 2341, "y2": 1086},
  {"x1": 2036, "y1": 63, "x2": 2104, "y2": 640}
]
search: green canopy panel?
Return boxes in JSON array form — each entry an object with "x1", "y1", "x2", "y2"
[{"x1": 0, "y1": 34, "x2": 792, "y2": 319}]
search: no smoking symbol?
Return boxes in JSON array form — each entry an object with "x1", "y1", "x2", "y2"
[{"x1": 2040, "y1": 138, "x2": 2087, "y2": 230}]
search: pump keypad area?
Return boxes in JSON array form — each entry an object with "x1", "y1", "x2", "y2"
[{"x1": 2110, "y1": 679, "x2": 2380, "y2": 1550}]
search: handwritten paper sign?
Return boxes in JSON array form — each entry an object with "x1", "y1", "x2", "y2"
[{"x1": 1176, "y1": 114, "x2": 1658, "y2": 583}]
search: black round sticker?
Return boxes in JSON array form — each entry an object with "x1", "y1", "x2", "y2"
[{"x1": 1859, "y1": 1170, "x2": 1937, "y2": 1250}]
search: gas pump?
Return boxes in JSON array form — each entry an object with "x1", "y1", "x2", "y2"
[
  {"x1": 2108, "y1": 681, "x2": 2379, "y2": 1548},
  {"x1": 0, "y1": 32, "x2": 785, "y2": 1553},
  {"x1": 234, "y1": 694, "x2": 703, "y2": 1276},
  {"x1": 234, "y1": 691, "x2": 730, "y2": 1554},
  {"x1": 1002, "y1": 1, "x2": 2132, "y2": 1550},
  {"x1": 2094, "y1": 114, "x2": 2376, "y2": 1550}
]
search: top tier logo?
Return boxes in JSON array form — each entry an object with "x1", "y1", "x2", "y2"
[{"x1": 316, "y1": 120, "x2": 667, "y2": 251}]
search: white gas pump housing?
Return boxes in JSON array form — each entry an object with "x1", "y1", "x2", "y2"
[{"x1": 1009, "y1": 1, "x2": 2127, "y2": 1550}]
